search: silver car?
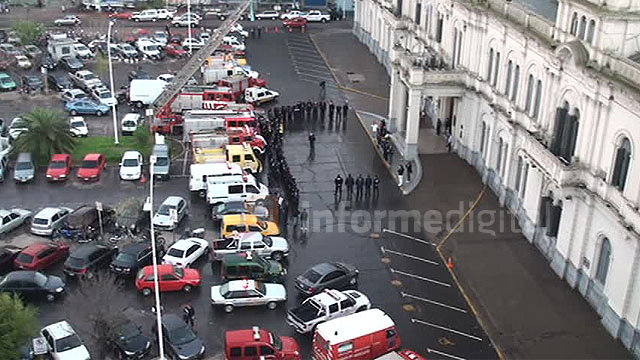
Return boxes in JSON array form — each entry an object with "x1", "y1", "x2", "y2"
[
  {"x1": 14, "y1": 153, "x2": 34, "y2": 183},
  {"x1": 210, "y1": 279, "x2": 286, "y2": 313},
  {"x1": 0, "y1": 208, "x2": 32, "y2": 235},
  {"x1": 31, "y1": 207, "x2": 73, "y2": 236}
]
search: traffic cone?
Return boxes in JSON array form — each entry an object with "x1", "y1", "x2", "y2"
[
  {"x1": 288, "y1": 26, "x2": 292, "y2": 33},
  {"x1": 265, "y1": 26, "x2": 269, "y2": 33},
  {"x1": 140, "y1": 174, "x2": 147, "y2": 183},
  {"x1": 446, "y1": 257, "x2": 454, "y2": 269},
  {"x1": 275, "y1": 26, "x2": 279, "y2": 33}
]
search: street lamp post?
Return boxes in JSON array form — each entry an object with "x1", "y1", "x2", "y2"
[
  {"x1": 148, "y1": 155, "x2": 165, "y2": 360},
  {"x1": 187, "y1": 0, "x2": 192, "y2": 54},
  {"x1": 107, "y1": 20, "x2": 119, "y2": 145}
]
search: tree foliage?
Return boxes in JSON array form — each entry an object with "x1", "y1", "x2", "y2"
[
  {"x1": 10, "y1": 21, "x2": 44, "y2": 45},
  {"x1": 0, "y1": 293, "x2": 38, "y2": 360},
  {"x1": 13, "y1": 108, "x2": 77, "y2": 163}
]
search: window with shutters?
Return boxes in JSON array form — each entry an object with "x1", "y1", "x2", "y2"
[
  {"x1": 487, "y1": 49, "x2": 494, "y2": 82},
  {"x1": 611, "y1": 137, "x2": 631, "y2": 191},
  {"x1": 595, "y1": 238, "x2": 611, "y2": 286},
  {"x1": 511, "y1": 65, "x2": 520, "y2": 101},
  {"x1": 586, "y1": 19, "x2": 596, "y2": 44},
  {"x1": 525, "y1": 75, "x2": 534, "y2": 112},
  {"x1": 579, "y1": 15, "x2": 587, "y2": 39},
  {"x1": 505, "y1": 60, "x2": 513, "y2": 95},
  {"x1": 570, "y1": 12, "x2": 578, "y2": 35}
]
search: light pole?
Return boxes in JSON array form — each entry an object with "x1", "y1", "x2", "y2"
[
  {"x1": 107, "y1": 20, "x2": 119, "y2": 145},
  {"x1": 148, "y1": 155, "x2": 165, "y2": 360},
  {"x1": 187, "y1": 0, "x2": 192, "y2": 54}
]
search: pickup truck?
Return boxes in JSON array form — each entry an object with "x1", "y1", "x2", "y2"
[
  {"x1": 286, "y1": 289, "x2": 371, "y2": 334},
  {"x1": 280, "y1": 10, "x2": 305, "y2": 20},
  {"x1": 212, "y1": 232, "x2": 289, "y2": 261},
  {"x1": 303, "y1": 10, "x2": 331, "y2": 22},
  {"x1": 69, "y1": 70, "x2": 102, "y2": 90}
]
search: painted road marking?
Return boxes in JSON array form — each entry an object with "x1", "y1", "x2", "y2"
[
  {"x1": 291, "y1": 57, "x2": 330, "y2": 67},
  {"x1": 401, "y1": 292, "x2": 467, "y2": 313},
  {"x1": 294, "y1": 66, "x2": 333, "y2": 76},
  {"x1": 297, "y1": 72, "x2": 336, "y2": 81},
  {"x1": 288, "y1": 46, "x2": 326, "y2": 57},
  {"x1": 382, "y1": 228, "x2": 436, "y2": 246},
  {"x1": 427, "y1": 348, "x2": 467, "y2": 360},
  {"x1": 391, "y1": 269, "x2": 451, "y2": 287},
  {"x1": 412, "y1": 318, "x2": 483, "y2": 341},
  {"x1": 291, "y1": 60, "x2": 332, "y2": 70},
  {"x1": 298, "y1": 76, "x2": 339, "y2": 89},
  {"x1": 381, "y1": 246, "x2": 439, "y2": 265}
]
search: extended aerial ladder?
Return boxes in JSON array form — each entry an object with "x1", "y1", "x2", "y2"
[{"x1": 152, "y1": 0, "x2": 251, "y2": 133}]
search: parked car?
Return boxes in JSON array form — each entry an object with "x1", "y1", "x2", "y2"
[
  {"x1": 283, "y1": 17, "x2": 308, "y2": 29},
  {"x1": 14, "y1": 242, "x2": 70, "y2": 271},
  {"x1": 59, "y1": 204, "x2": 114, "y2": 242},
  {"x1": 221, "y1": 251, "x2": 286, "y2": 283},
  {"x1": 211, "y1": 201, "x2": 249, "y2": 221},
  {"x1": 136, "y1": 264, "x2": 201, "y2": 296},
  {"x1": 54, "y1": 15, "x2": 82, "y2": 26},
  {"x1": 21, "y1": 74, "x2": 43, "y2": 91},
  {"x1": 163, "y1": 238, "x2": 209, "y2": 267},
  {"x1": 255, "y1": 10, "x2": 280, "y2": 20},
  {"x1": 40, "y1": 321, "x2": 91, "y2": 359},
  {"x1": 77, "y1": 153, "x2": 106, "y2": 182},
  {"x1": 61, "y1": 88, "x2": 87, "y2": 103},
  {"x1": 116, "y1": 43, "x2": 139, "y2": 59},
  {"x1": 155, "y1": 314, "x2": 205, "y2": 360},
  {"x1": 172, "y1": 13, "x2": 200, "y2": 27},
  {"x1": 295, "y1": 262, "x2": 359, "y2": 296},
  {"x1": 153, "y1": 31, "x2": 168, "y2": 45},
  {"x1": 303, "y1": 10, "x2": 331, "y2": 22},
  {"x1": 110, "y1": 242, "x2": 157, "y2": 276},
  {"x1": 14, "y1": 152, "x2": 35, "y2": 183},
  {"x1": 46, "y1": 153, "x2": 73, "y2": 181},
  {"x1": 0, "y1": 43, "x2": 21, "y2": 56},
  {"x1": 59, "y1": 56, "x2": 84, "y2": 71},
  {"x1": 63, "y1": 243, "x2": 117, "y2": 278},
  {"x1": 280, "y1": 10, "x2": 305, "y2": 20},
  {"x1": 0, "y1": 246, "x2": 20, "y2": 274},
  {"x1": 22, "y1": 45, "x2": 42, "y2": 59},
  {"x1": 181, "y1": 38, "x2": 205, "y2": 50},
  {"x1": 224, "y1": 327, "x2": 301, "y2": 360},
  {"x1": 108, "y1": 10, "x2": 134, "y2": 19},
  {"x1": 230, "y1": 23, "x2": 248, "y2": 37},
  {"x1": 244, "y1": 86, "x2": 279, "y2": 105},
  {"x1": 119, "y1": 150, "x2": 143, "y2": 180},
  {"x1": 0, "y1": 208, "x2": 32, "y2": 235},
  {"x1": 72, "y1": 43, "x2": 93, "y2": 59},
  {"x1": 31, "y1": 207, "x2": 72, "y2": 236},
  {"x1": 90, "y1": 86, "x2": 117, "y2": 106},
  {"x1": 0, "y1": 72, "x2": 17, "y2": 91},
  {"x1": 69, "y1": 116, "x2": 88, "y2": 137},
  {"x1": 121, "y1": 112, "x2": 140, "y2": 135},
  {"x1": 107, "y1": 318, "x2": 152, "y2": 359},
  {"x1": 69, "y1": 70, "x2": 102, "y2": 90},
  {"x1": 47, "y1": 73, "x2": 73, "y2": 91},
  {"x1": 210, "y1": 279, "x2": 286, "y2": 313},
  {"x1": 0, "y1": 271, "x2": 66, "y2": 302},
  {"x1": 42, "y1": 54, "x2": 58, "y2": 70},
  {"x1": 152, "y1": 196, "x2": 187, "y2": 230},
  {"x1": 65, "y1": 99, "x2": 110, "y2": 116}
]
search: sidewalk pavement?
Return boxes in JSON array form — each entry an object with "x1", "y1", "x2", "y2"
[{"x1": 311, "y1": 21, "x2": 630, "y2": 359}]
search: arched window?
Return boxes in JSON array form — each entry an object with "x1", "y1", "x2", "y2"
[
  {"x1": 511, "y1": 65, "x2": 520, "y2": 101},
  {"x1": 595, "y1": 238, "x2": 612, "y2": 286},
  {"x1": 533, "y1": 80, "x2": 543, "y2": 119},
  {"x1": 505, "y1": 60, "x2": 513, "y2": 95},
  {"x1": 570, "y1": 12, "x2": 578, "y2": 35},
  {"x1": 525, "y1": 74, "x2": 534, "y2": 112},
  {"x1": 611, "y1": 137, "x2": 632, "y2": 191},
  {"x1": 487, "y1": 48, "x2": 494, "y2": 81},
  {"x1": 496, "y1": 138, "x2": 504, "y2": 173},
  {"x1": 579, "y1": 15, "x2": 587, "y2": 39},
  {"x1": 586, "y1": 19, "x2": 596, "y2": 44},
  {"x1": 480, "y1": 122, "x2": 487, "y2": 154}
]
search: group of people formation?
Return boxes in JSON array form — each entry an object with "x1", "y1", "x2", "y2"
[
  {"x1": 334, "y1": 174, "x2": 380, "y2": 200},
  {"x1": 373, "y1": 119, "x2": 414, "y2": 186},
  {"x1": 267, "y1": 99, "x2": 349, "y2": 125}
]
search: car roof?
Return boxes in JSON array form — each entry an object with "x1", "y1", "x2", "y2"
[
  {"x1": 226, "y1": 328, "x2": 270, "y2": 345},
  {"x1": 227, "y1": 279, "x2": 258, "y2": 291},
  {"x1": 51, "y1": 153, "x2": 70, "y2": 161},
  {"x1": 222, "y1": 252, "x2": 262, "y2": 265},
  {"x1": 67, "y1": 88, "x2": 85, "y2": 94},
  {"x1": 316, "y1": 309, "x2": 395, "y2": 345},
  {"x1": 5, "y1": 270, "x2": 38, "y2": 282},
  {"x1": 121, "y1": 242, "x2": 151, "y2": 254},
  {"x1": 122, "y1": 150, "x2": 141, "y2": 159},
  {"x1": 223, "y1": 214, "x2": 258, "y2": 223},
  {"x1": 22, "y1": 243, "x2": 53, "y2": 256},
  {"x1": 0, "y1": 209, "x2": 10, "y2": 217},
  {"x1": 122, "y1": 113, "x2": 140, "y2": 121},
  {"x1": 170, "y1": 238, "x2": 202, "y2": 251},
  {"x1": 35, "y1": 207, "x2": 64, "y2": 218},
  {"x1": 69, "y1": 116, "x2": 85, "y2": 123},
  {"x1": 142, "y1": 264, "x2": 174, "y2": 275},
  {"x1": 310, "y1": 289, "x2": 349, "y2": 306},
  {"x1": 83, "y1": 153, "x2": 102, "y2": 160},
  {"x1": 239, "y1": 232, "x2": 264, "y2": 242},
  {"x1": 162, "y1": 196, "x2": 183, "y2": 206},
  {"x1": 311, "y1": 262, "x2": 339, "y2": 275},
  {"x1": 161, "y1": 313, "x2": 186, "y2": 330},
  {"x1": 71, "y1": 243, "x2": 107, "y2": 258},
  {"x1": 42, "y1": 321, "x2": 78, "y2": 340}
]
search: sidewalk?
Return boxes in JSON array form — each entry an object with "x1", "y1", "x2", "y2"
[{"x1": 311, "y1": 21, "x2": 630, "y2": 359}]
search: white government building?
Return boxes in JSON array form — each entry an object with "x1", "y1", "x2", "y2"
[{"x1": 354, "y1": 0, "x2": 640, "y2": 355}]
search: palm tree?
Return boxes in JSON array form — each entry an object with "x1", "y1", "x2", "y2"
[{"x1": 13, "y1": 108, "x2": 77, "y2": 163}]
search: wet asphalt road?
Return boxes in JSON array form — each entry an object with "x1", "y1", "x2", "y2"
[{"x1": 0, "y1": 18, "x2": 499, "y2": 360}]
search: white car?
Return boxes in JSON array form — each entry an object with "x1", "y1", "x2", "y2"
[
  {"x1": 136, "y1": 41, "x2": 161, "y2": 59},
  {"x1": 91, "y1": 86, "x2": 117, "y2": 106},
  {"x1": 31, "y1": 207, "x2": 73, "y2": 236},
  {"x1": 8, "y1": 117, "x2": 28, "y2": 141},
  {"x1": 222, "y1": 35, "x2": 245, "y2": 51},
  {"x1": 255, "y1": 10, "x2": 279, "y2": 20},
  {"x1": 69, "y1": 116, "x2": 88, "y2": 137},
  {"x1": 119, "y1": 150, "x2": 143, "y2": 180},
  {"x1": 156, "y1": 8, "x2": 175, "y2": 20},
  {"x1": 72, "y1": 43, "x2": 93, "y2": 59},
  {"x1": 41, "y1": 321, "x2": 91, "y2": 360},
  {"x1": 230, "y1": 23, "x2": 249, "y2": 37},
  {"x1": 0, "y1": 208, "x2": 32, "y2": 235},
  {"x1": 303, "y1": 10, "x2": 331, "y2": 22},
  {"x1": 116, "y1": 43, "x2": 139, "y2": 59},
  {"x1": 69, "y1": 70, "x2": 102, "y2": 90},
  {"x1": 152, "y1": 196, "x2": 188, "y2": 230},
  {"x1": 244, "y1": 86, "x2": 279, "y2": 105},
  {"x1": 121, "y1": 113, "x2": 141, "y2": 135},
  {"x1": 163, "y1": 238, "x2": 209, "y2": 267},
  {"x1": 15, "y1": 55, "x2": 32, "y2": 69},
  {"x1": 172, "y1": 13, "x2": 200, "y2": 27},
  {"x1": 157, "y1": 73, "x2": 174, "y2": 82},
  {"x1": 153, "y1": 31, "x2": 168, "y2": 46},
  {"x1": 61, "y1": 88, "x2": 87, "y2": 103},
  {"x1": 280, "y1": 10, "x2": 305, "y2": 20},
  {"x1": 54, "y1": 15, "x2": 82, "y2": 26},
  {"x1": 211, "y1": 279, "x2": 286, "y2": 313},
  {"x1": 182, "y1": 38, "x2": 205, "y2": 50},
  {"x1": 132, "y1": 9, "x2": 159, "y2": 22}
]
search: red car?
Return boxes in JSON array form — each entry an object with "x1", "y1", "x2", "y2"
[
  {"x1": 108, "y1": 11, "x2": 134, "y2": 20},
  {"x1": 225, "y1": 327, "x2": 301, "y2": 360},
  {"x1": 14, "y1": 242, "x2": 70, "y2": 271},
  {"x1": 46, "y1": 154, "x2": 72, "y2": 181},
  {"x1": 135, "y1": 264, "x2": 201, "y2": 296},
  {"x1": 77, "y1": 153, "x2": 106, "y2": 182},
  {"x1": 283, "y1": 17, "x2": 307, "y2": 29},
  {"x1": 166, "y1": 43, "x2": 187, "y2": 57}
]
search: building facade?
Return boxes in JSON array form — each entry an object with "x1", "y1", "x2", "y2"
[{"x1": 354, "y1": 0, "x2": 640, "y2": 356}]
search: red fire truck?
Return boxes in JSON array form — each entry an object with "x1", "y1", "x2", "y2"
[{"x1": 218, "y1": 75, "x2": 267, "y2": 100}]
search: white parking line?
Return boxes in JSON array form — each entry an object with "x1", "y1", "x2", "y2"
[
  {"x1": 286, "y1": 41, "x2": 315, "y2": 49},
  {"x1": 292, "y1": 61, "x2": 331, "y2": 71},
  {"x1": 427, "y1": 348, "x2": 467, "y2": 360},
  {"x1": 380, "y1": 246, "x2": 439, "y2": 265},
  {"x1": 412, "y1": 318, "x2": 483, "y2": 341},
  {"x1": 288, "y1": 46, "x2": 325, "y2": 56},
  {"x1": 297, "y1": 72, "x2": 336, "y2": 81},
  {"x1": 295, "y1": 67, "x2": 332, "y2": 76},
  {"x1": 390, "y1": 269, "x2": 451, "y2": 287},
  {"x1": 401, "y1": 292, "x2": 467, "y2": 313},
  {"x1": 291, "y1": 56, "x2": 330, "y2": 66},
  {"x1": 382, "y1": 228, "x2": 436, "y2": 246}
]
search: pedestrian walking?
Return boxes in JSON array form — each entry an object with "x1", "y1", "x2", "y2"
[
  {"x1": 373, "y1": 175, "x2": 380, "y2": 198},
  {"x1": 397, "y1": 165, "x2": 405, "y2": 187},
  {"x1": 342, "y1": 102, "x2": 349, "y2": 120},
  {"x1": 328, "y1": 101, "x2": 335, "y2": 120},
  {"x1": 257, "y1": 27, "x2": 262, "y2": 38},
  {"x1": 365, "y1": 175, "x2": 372, "y2": 197},
  {"x1": 446, "y1": 133, "x2": 453, "y2": 153},
  {"x1": 388, "y1": 144, "x2": 394, "y2": 164},
  {"x1": 183, "y1": 304, "x2": 195, "y2": 328},
  {"x1": 308, "y1": 132, "x2": 316, "y2": 148},
  {"x1": 406, "y1": 161, "x2": 413, "y2": 182},
  {"x1": 300, "y1": 208, "x2": 309, "y2": 235},
  {"x1": 250, "y1": 27, "x2": 255, "y2": 39},
  {"x1": 320, "y1": 101, "x2": 326, "y2": 120},
  {"x1": 355, "y1": 174, "x2": 364, "y2": 199},
  {"x1": 436, "y1": 118, "x2": 442, "y2": 136},
  {"x1": 334, "y1": 174, "x2": 343, "y2": 196},
  {"x1": 345, "y1": 174, "x2": 354, "y2": 198}
]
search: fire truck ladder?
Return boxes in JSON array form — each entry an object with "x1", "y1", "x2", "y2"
[{"x1": 152, "y1": 0, "x2": 251, "y2": 113}]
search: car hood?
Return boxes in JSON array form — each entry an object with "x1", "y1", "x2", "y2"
[
  {"x1": 120, "y1": 166, "x2": 141, "y2": 176},
  {"x1": 117, "y1": 333, "x2": 149, "y2": 354},
  {"x1": 172, "y1": 337, "x2": 204, "y2": 359},
  {"x1": 269, "y1": 261, "x2": 285, "y2": 276},
  {"x1": 153, "y1": 213, "x2": 172, "y2": 225},
  {"x1": 110, "y1": 258, "x2": 135, "y2": 268},
  {"x1": 210, "y1": 286, "x2": 224, "y2": 302},
  {"x1": 77, "y1": 168, "x2": 99, "y2": 177},
  {"x1": 47, "y1": 167, "x2": 68, "y2": 176},
  {"x1": 44, "y1": 275, "x2": 65, "y2": 291},
  {"x1": 57, "y1": 344, "x2": 90, "y2": 359},
  {"x1": 270, "y1": 236, "x2": 289, "y2": 251}
]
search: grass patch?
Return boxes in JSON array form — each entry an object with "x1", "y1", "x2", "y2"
[{"x1": 73, "y1": 135, "x2": 152, "y2": 165}]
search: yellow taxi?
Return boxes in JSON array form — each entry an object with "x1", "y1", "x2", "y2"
[{"x1": 221, "y1": 214, "x2": 280, "y2": 238}]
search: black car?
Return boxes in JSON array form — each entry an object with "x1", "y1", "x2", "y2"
[
  {"x1": 21, "y1": 75, "x2": 44, "y2": 91},
  {"x1": 211, "y1": 201, "x2": 249, "y2": 221},
  {"x1": 295, "y1": 262, "x2": 359, "y2": 296},
  {"x1": 0, "y1": 270, "x2": 66, "y2": 302},
  {"x1": 63, "y1": 243, "x2": 117, "y2": 278},
  {"x1": 110, "y1": 242, "x2": 157, "y2": 276},
  {"x1": 0, "y1": 246, "x2": 20, "y2": 274},
  {"x1": 48, "y1": 73, "x2": 73, "y2": 92},
  {"x1": 41, "y1": 54, "x2": 58, "y2": 70},
  {"x1": 88, "y1": 40, "x2": 108, "y2": 55},
  {"x1": 108, "y1": 318, "x2": 151, "y2": 359},
  {"x1": 127, "y1": 70, "x2": 151, "y2": 82},
  {"x1": 156, "y1": 314, "x2": 205, "y2": 360},
  {"x1": 60, "y1": 56, "x2": 83, "y2": 71}
]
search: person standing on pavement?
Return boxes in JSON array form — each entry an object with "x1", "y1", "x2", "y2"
[
  {"x1": 388, "y1": 143, "x2": 394, "y2": 164},
  {"x1": 373, "y1": 175, "x2": 380, "y2": 198},
  {"x1": 446, "y1": 133, "x2": 453, "y2": 152},
  {"x1": 406, "y1": 161, "x2": 413, "y2": 182},
  {"x1": 335, "y1": 103, "x2": 342, "y2": 122},
  {"x1": 320, "y1": 101, "x2": 326, "y2": 120},
  {"x1": 300, "y1": 207, "x2": 309, "y2": 236},
  {"x1": 343, "y1": 102, "x2": 349, "y2": 121},
  {"x1": 364, "y1": 175, "x2": 372, "y2": 197},
  {"x1": 250, "y1": 27, "x2": 255, "y2": 39},
  {"x1": 328, "y1": 101, "x2": 335, "y2": 121},
  {"x1": 397, "y1": 165, "x2": 405, "y2": 187},
  {"x1": 183, "y1": 304, "x2": 195, "y2": 328},
  {"x1": 257, "y1": 26, "x2": 262, "y2": 38},
  {"x1": 345, "y1": 174, "x2": 354, "y2": 199},
  {"x1": 355, "y1": 174, "x2": 364, "y2": 199},
  {"x1": 436, "y1": 118, "x2": 442, "y2": 136},
  {"x1": 334, "y1": 174, "x2": 343, "y2": 196},
  {"x1": 308, "y1": 132, "x2": 316, "y2": 148}
]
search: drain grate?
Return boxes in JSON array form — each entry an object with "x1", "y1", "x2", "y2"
[{"x1": 346, "y1": 72, "x2": 365, "y2": 83}]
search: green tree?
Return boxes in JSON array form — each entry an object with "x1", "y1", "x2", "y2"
[
  {"x1": 13, "y1": 108, "x2": 77, "y2": 163},
  {"x1": 0, "y1": 293, "x2": 38, "y2": 359},
  {"x1": 10, "y1": 21, "x2": 44, "y2": 45}
]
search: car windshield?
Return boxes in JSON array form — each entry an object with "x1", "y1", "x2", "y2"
[
  {"x1": 157, "y1": 204, "x2": 174, "y2": 216},
  {"x1": 49, "y1": 161, "x2": 66, "y2": 169},
  {"x1": 82, "y1": 160, "x2": 98, "y2": 168},
  {"x1": 32, "y1": 217, "x2": 48, "y2": 225},
  {"x1": 55, "y1": 334, "x2": 82, "y2": 352},
  {"x1": 11, "y1": 120, "x2": 26, "y2": 128},
  {"x1": 67, "y1": 256, "x2": 86, "y2": 267},
  {"x1": 16, "y1": 253, "x2": 33, "y2": 264},
  {"x1": 76, "y1": 45, "x2": 88, "y2": 51},
  {"x1": 302, "y1": 268, "x2": 323, "y2": 283},
  {"x1": 115, "y1": 252, "x2": 136, "y2": 264},
  {"x1": 153, "y1": 156, "x2": 168, "y2": 167},
  {"x1": 220, "y1": 283, "x2": 229, "y2": 297},
  {"x1": 122, "y1": 158, "x2": 139, "y2": 167},
  {"x1": 171, "y1": 45, "x2": 184, "y2": 51},
  {"x1": 98, "y1": 92, "x2": 111, "y2": 99},
  {"x1": 168, "y1": 324, "x2": 197, "y2": 345},
  {"x1": 123, "y1": 120, "x2": 136, "y2": 127},
  {"x1": 271, "y1": 333, "x2": 282, "y2": 351},
  {"x1": 0, "y1": 78, "x2": 11, "y2": 84},
  {"x1": 16, "y1": 161, "x2": 32, "y2": 170},
  {"x1": 166, "y1": 248, "x2": 184, "y2": 258},
  {"x1": 71, "y1": 121, "x2": 85, "y2": 128},
  {"x1": 33, "y1": 272, "x2": 48, "y2": 287},
  {"x1": 262, "y1": 236, "x2": 273, "y2": 247},
  {"x1": 83, "y1": 73, "x2": 97, "y2": 80}
]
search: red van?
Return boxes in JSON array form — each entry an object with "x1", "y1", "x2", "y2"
[
  {"x1": 375, "y1": 350, "x2": 427, "y2": 360},
  {"x1": 225, "y1": 326, "x2": 301, "y2": 360},
  {"x1": 312, "y1": 308, "x2": 401, "y2": 360}
]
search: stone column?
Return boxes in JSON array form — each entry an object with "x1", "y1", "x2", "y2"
[
  {"x1": 388, "y1": 69, "x2": 406, "y2": 134},
  {"x1": 405, "y1": 87, "x2": 422, "y2": 156}
]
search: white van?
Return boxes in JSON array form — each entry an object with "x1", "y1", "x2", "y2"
[
  {"x1": 133, "y1": 9, "x2": 159, "y2": 22},
  {"x1": 121, "y1": 113, "x2": 141, "y2": 135},
  {"x1": 206, "y1": 180, "x2": 269, "y2": 205},
  {"x1": 136, "y1": 40, "x2": 161, "y2": 60},
  {"x1": 245, "y1": 87, "x2": 279, "y2": 105},
  {"x1": 189, "y1": 162, "x2": 244, "y2": 197},
  {"x1": 222, "y1": 36, "x2": 245, "y2": 51}
]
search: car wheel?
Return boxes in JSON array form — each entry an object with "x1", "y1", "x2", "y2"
[
  {"x1": 267, "y1": 301, "x2": 277, "y2": 310},
  {"x1": 220, "y1": 15, "x2": 226, "y2": 20},
  {"x1": 321, "y1": 18, "x2": 327, "y2": 23},
  {"x1": 356, "y1": 306, "x2": 367, "y2": 312},
  {"x1": 70, "y1": 109, "x2": 78, "y2": 115},
  {"x1": 183, "y1": 284, "x2": 193, "y2": 292},
  {"x1": 224, "y1": 304, "x2": 234, "y2": 313},
  {"x1": 349, "y1": 276, "x2": 357, "y2": 286},
  {"x1": 174, "y1": 23, "x2": 179, "y2": 27},
  {"x1": 271, "y1": 251, "x2": 283, "y2": 261},
  {"x1": 46, "y1": 293, "x2": 55, "y2": 302},
  {"x1": 142, "y1": 288, "x2": 152, "y2": 296},
  {"x1": 96, "y1": 110, "x2": 103, "y2": 116}
]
